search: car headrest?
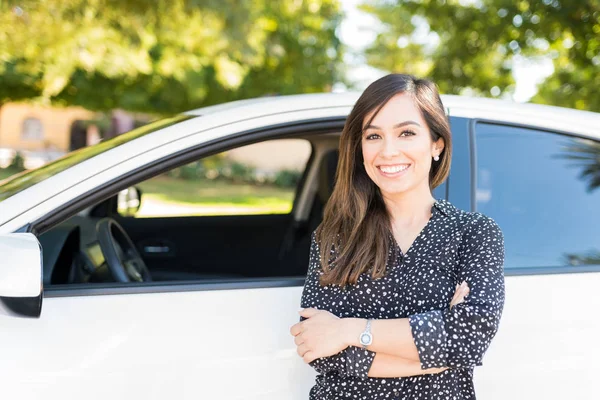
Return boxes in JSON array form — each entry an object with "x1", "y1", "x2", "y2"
[{"x1": 318, "y1": 150, "x2": 339, "y2": 206}]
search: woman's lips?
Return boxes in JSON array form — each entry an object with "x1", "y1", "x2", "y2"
[{"x1": 377, "y1": 164, "x2": 411, "y2": 177}]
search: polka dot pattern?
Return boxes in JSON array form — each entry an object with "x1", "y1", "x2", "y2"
[{"x1": 299, "y1": 199, "x2": 505, "y2": 399}]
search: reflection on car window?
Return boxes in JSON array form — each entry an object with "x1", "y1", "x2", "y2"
[
  {"x1": 0, "y1": 115, "x2": 192, "y2": 202},
  {"x1": 475, "y1": 123, "x2": 600, "y2": 269},
  {"x1": 121, "y1": 139, "x2": 312, "y2": 218}
]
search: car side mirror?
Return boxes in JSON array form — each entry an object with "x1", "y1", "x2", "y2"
[
  {"x1": 117, "y1": 186, "x2": 142, "y2": 217},
  {"x1": 0, "y1": 233, "x2": 43, "y2": 318}
]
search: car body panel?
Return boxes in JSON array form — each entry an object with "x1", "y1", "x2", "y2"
[
  {"x1": 0, "y1": 285, "x2": 313, "y2": 400},
  {"x1": 475, "y1": 271, "x2": 600, "y2": 399}
]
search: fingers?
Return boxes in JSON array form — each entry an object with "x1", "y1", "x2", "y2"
[
  {"x1": 291, "y1": 310, "x2": 325, "y2": 364},
  {"x1": 297, "y1": 343, "x2": 319, "y2": 364},
  {"x1": 298, "y1": 308, "x2": 319, "y2": 318},
  {"x1": 293, "y1": 308, "x2": 330, "y2": 337},
  {"x1": 294, "y1": 334, "x2": 304, "y2": 346},
  {"x1": 425, "y1": 367, "x2": 449, "y2": 375},
  {"x1": 296, "y1": 343, "x2": 310, "y2": 358},
  {"x1": 450, "y1": 281, "x2": 470, "y2": 309},
  {"x1": 453, "y1": 282, "x2": 469, "y2": 304},
  {"x1": 293, "y1": 328, "x2": 312, "y2": 361},
  {"x1": 303, "y1": 350, "x2": 317, "y2": 364},
  {"x1": 289, "y1": 322, "x2": 302, "y2": 336}
]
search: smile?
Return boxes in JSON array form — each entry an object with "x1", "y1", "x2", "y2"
[{"x1": 377, "y1": 164, "x2": 411, "y2": 176}]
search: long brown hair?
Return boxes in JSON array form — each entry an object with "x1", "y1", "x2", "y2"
[{"x1": 316, "y1": 74, "x2": 452, "y2": 287}]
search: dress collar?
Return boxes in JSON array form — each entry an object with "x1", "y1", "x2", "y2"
[{"x1": 431, "y1": 198, "x2": 456, "y2": 217}]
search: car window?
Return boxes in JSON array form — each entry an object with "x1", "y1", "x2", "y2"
[
  {"x1": 119, "y1": 138, "x2": 312, "y2": 217},
  {"x1": 0, "y1": 115, "x2": 192, "y2": 202},
  {"x1": 474, "y1": 123, "x2": 600, "y2": 270}
]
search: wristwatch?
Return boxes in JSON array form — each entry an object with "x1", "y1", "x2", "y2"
[{"x1": 359, "y1": 319, "x2": 373, "y2": 348}]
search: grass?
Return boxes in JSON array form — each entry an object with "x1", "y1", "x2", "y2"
[
  {"x1": 136, "y1": 176, "x2": 294, "y2": 217},
  {"x1": 0, "y1": 168, "x2": 21, "y2": 182}
]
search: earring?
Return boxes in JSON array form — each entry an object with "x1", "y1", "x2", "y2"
[{"x1": 433, "y1": 155, "x2": 440, "y2": 162}]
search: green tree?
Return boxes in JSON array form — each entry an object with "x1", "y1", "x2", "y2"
[
  {"x1": 361, "y1": 0, "x2": 600, "y2": 111},
  {"x1": 0, "y1": 0, "x2": 343, "y2": 114},
  {"x1": 558, "y1": 138, "x2": 600, "y2": 193}
]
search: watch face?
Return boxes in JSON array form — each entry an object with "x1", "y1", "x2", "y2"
[{"x1": 360, "y1": 333, "x2": 372, "y2": 346}]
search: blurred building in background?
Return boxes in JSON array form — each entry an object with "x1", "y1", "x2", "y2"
[
  {"x1": 0, "y1": 103, "x2": 150, "y2": 170},
  {"x1": 0, "y1": 103, "x2": 96, "y2": 169},
  {"x1": 0, "y1": 103, "x2": 96, "y2": 152}
]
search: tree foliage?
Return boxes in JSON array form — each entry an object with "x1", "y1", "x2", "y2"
[
  {"x1": 0, "y1": 0, "x2": 343, "y2": 113},
  {"x1": 361, "y1": 0, "x2": 600, "y2": 111}
]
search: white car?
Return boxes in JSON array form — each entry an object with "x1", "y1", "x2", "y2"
[{"x1": 1, "y1": 93, "x2": 599, "y2": 400}]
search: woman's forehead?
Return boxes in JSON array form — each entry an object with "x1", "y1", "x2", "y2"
[{"x1": 363, "y1": 93, "x2": 424, "y2": 128}]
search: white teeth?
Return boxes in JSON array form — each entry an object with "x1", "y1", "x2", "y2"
[{"x1": 379, "y1": 165, "x2": 409, "y2": 174}]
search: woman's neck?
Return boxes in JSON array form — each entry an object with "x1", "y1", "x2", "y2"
[{"x1": 382, "y1": 186, "x2": 436, "y2": 226}]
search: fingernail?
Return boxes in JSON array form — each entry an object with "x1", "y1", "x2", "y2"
[{"x1": 298, "y1": 308, "x2": 305, "y2": 313}]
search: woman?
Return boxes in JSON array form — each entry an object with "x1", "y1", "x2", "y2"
[{"x1": 289, "y1": 74, "x2": 505, "y2": 399}]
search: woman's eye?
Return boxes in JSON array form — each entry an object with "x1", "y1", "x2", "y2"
[
  {"x1": 365, "y1": 133, "x2": 380, "y2": 140},
  {"x1": 400, "y1": 130, "x2": 416, "y2": 137}
]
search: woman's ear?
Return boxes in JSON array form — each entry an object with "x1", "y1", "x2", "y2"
[{"x1": 432, "y1": 137, "x2": 445, "y2": 157}]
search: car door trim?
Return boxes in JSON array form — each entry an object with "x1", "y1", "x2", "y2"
[{"x1": 44, "y1": 277, "x2": 308, "y2": 298}]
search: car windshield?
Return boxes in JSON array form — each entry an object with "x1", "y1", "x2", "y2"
[{"x1": 0, "y1": 115, "x2": 192, "y2": 202}]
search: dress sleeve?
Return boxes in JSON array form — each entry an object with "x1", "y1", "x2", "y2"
[
  {"x1": 408, "y1": 214, "x2": 505, "y2": 369},
  {"x1": 299, "y1": 231, "x2": 376, "y2": 379}
]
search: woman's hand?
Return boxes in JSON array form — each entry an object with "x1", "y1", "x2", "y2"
[
  {"x1": 450, "y1": 281, "x2": 470, "y2": 309},
  {"x1": 290, "y1": 308, "x2": 348, "y2": 364}
]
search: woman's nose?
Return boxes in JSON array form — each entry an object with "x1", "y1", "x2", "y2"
[{"x1": 381, "y1": 137, "x2": 401, "y2": 157}]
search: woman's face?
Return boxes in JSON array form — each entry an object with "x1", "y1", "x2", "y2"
[{"x1": 361, "y1": 93, "x2": 444, "y2": 199}]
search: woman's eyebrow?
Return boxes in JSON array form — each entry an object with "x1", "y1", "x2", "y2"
[{"x1": 363, "y1": 120, "x2": 421, "y2": 131}]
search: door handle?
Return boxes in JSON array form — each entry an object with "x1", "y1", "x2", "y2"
[{"x1": 143, "y1": 245, "x2": 170, "y2": 254}]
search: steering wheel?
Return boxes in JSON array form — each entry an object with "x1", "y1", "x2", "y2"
[{"x1": 96, "y1": 218, "x2": 152, "y2": 282}]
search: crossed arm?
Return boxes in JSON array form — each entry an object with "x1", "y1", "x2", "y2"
[
  {"x1": 292, "y1": 283, "x2": 469, "y2": 379},
  {"x1": 291, "y1": 216, "x2": 505, "y2": 380}
]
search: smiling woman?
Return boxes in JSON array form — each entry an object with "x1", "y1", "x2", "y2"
[{"x1": 291, "y1": 74, "x2": 503, "y2": 400}]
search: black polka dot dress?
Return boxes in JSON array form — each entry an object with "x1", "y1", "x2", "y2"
[{"x1": 299, "y1": 199, "x2": 505, "y2": 400}]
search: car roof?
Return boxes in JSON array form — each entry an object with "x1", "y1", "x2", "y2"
[{"x1": 186, "y1": 92, "x2": 600, "y2": 140}]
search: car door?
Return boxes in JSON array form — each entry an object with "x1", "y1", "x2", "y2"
[
  {"x1": 449, "y1": 117, "x2": 600, "y2": 399},
  {"x1": 0, "y1": 108, "x2": 350, "y2": 400},
  {"x1": 0, "y1": 283, "x2": 314, "y2": 399}
]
